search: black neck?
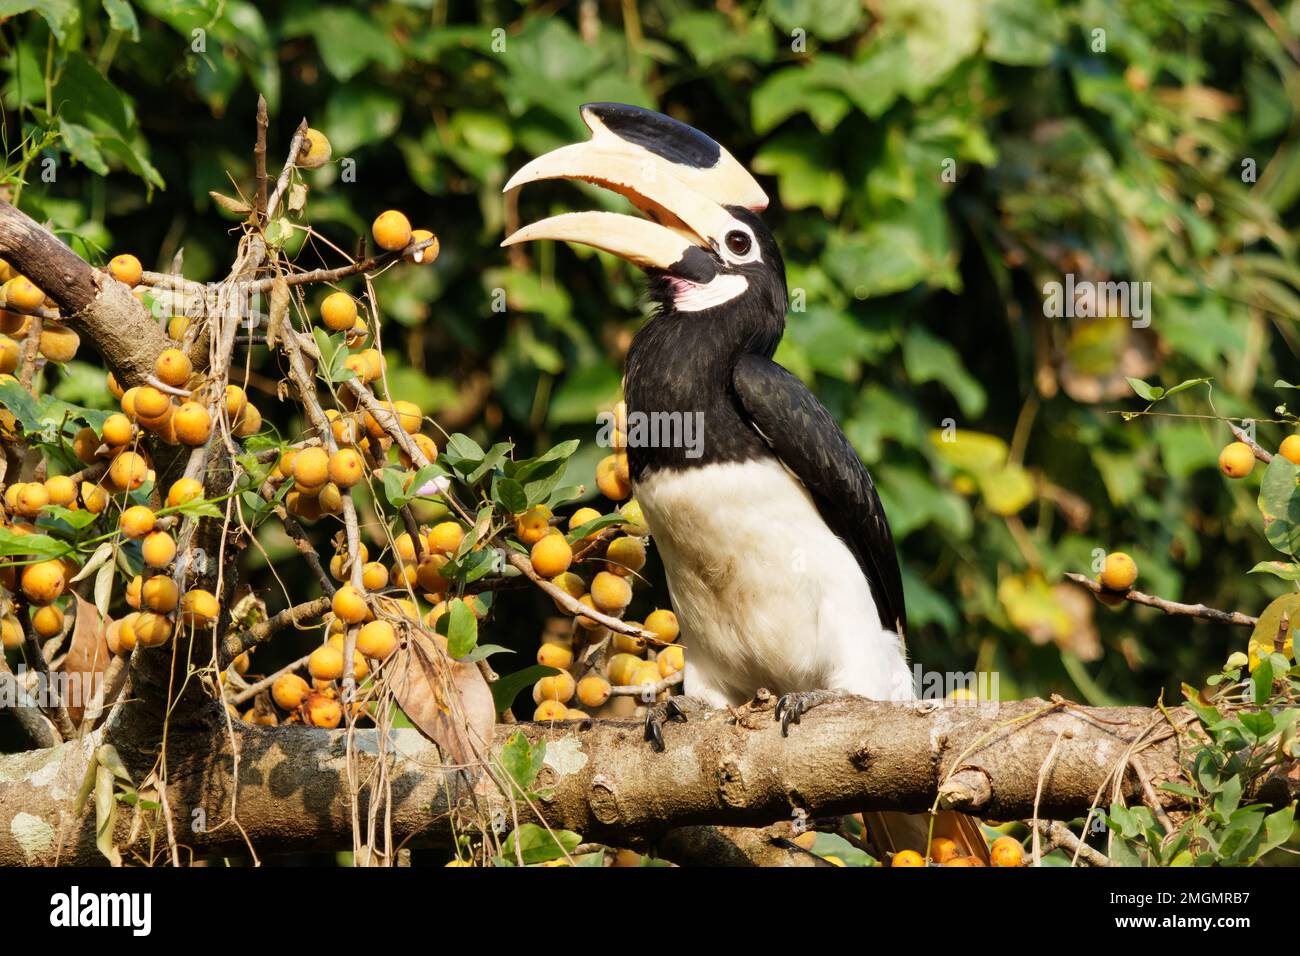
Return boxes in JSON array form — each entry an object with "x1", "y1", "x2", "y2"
[{"x1": 623, "y1": 301, "x2": 782, "y2": 480}]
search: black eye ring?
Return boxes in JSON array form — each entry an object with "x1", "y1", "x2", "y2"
[{"x1": 724, "y1": 230, "x2": 752, "y2": 257}]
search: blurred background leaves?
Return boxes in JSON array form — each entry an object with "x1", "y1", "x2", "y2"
[{"x1": 4, "y1": 0, "x2": 1300, "y2": 709}]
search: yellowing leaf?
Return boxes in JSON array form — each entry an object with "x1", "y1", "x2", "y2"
[
  {"x1": 1247, "y1": 593, "x2": 1298, "y2": 670},
  {"x1": 998, "y1": 573, "x2": 1072, "y2": 646},
  {"x1": 928, "y1": 429, "x2": 1008, "y2": 473},
  {"x1": 977, "y1": 462, "x2": 1036, "y2": 516}
]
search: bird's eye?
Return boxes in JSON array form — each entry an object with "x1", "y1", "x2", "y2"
[{"x1": 724, "y1": 230, "x2": 752, "y2": 257}]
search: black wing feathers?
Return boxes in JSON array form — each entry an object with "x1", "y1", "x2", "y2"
[{"x1": 731, "y1": 354, "x2": 906, "y2": 637}]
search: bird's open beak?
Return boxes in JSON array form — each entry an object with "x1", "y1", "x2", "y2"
[{"x1": 502, "y1": 103, "x2": 766, "y2": 276}]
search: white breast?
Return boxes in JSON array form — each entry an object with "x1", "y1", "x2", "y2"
[{"x1": 635, "y1": 459, "x2": 913, "y2": 707}]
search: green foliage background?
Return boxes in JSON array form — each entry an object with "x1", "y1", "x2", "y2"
[{"x1": 5, "y1": 0, "x2": 1300, "y2": 712}]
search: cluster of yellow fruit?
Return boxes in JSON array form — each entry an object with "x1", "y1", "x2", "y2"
[
  {"x1": 0, "y1": 259, "x2": 80, "y2": 366},
  {"x1": 890, "y1": 835, "x2": 1024, "y2": 867},
  {"x1": 521, "y1": 444, "x2": 680, "y2": 722}
]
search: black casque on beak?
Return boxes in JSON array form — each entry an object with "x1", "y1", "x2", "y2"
[{"x1": 501, "y1": 103, "x2": 768, "y2": 283}]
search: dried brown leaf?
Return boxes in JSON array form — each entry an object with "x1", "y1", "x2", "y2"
[
  {"x1": 59, "y1": 594, "x2": 112, "y2": 726},
  {"x1": 388, "y1": 630, "x2": 494, "y2": 767}
]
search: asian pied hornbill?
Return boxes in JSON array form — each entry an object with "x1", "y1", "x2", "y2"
[{"x1": 503, "y1": 103, "x2": 987, "y2": 863}]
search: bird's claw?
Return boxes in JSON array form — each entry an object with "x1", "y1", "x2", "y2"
[
  {"x1": 643, "y1": 694, "x2": 701, "y2": 752},
  {"x1": 775, "y1": 690, "x2": 837, "y2": 736}
]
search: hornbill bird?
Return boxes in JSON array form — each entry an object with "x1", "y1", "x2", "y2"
[{"x1": 503, "y1": 103, "x2": 987, "y2": 863}]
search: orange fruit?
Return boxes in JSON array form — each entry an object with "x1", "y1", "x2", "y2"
[
  {"x1": 530, "y1": 532, "x2": 573, "y2": 578},
  {"x1": 320, "y1": 292, "x2": 358, "y2": 332},
  {"x1": 299, "y1": 128, "x2": 333, "y2": 168},
  {"x1": 293, "y1": 446, "x2": 330, "y2": 489},
  {"x1": 576, "y1": 675, "x2": 611, "y2": 708},
  {"x1": 166, "y1": 477, "x2": 203, "y2": 509},
  {"x1": 372, "y1": 210, "x2": 412, "y2": 251},
  {"x1": 173, "y1": 401, "x2": 211, "y2": 446},
  {"x1": 356, "y1": 619, "x2": 398, "y2": 660},
  {"x1": 533, "y1": 699, "x2": 568, "y2": 721},
  {"x1": 108, "y1": 254, "x2": 143, "y2": 287},
  {"x1": 154, "y1": 348, "x2": 192, "y2": 386},
  {"x1": 272, "y1": 673, "x2": 311, "y2": 711},
  {"x1": 327, "y1": 448, "x2": 364, "y2": 488},
  {"x1": 38, "y1": 324, "x2": 79, "y2": 362},
  {"x1": 119, "y1": 505, "x2": 156, "y2": 539},
  {"x1": 891, "y1": 850, "x2": 925, "y2": 867},
  {"x1": 989, "y1": 836, "x2": 1023, "y2": 867},
  {"x1": 590, "y1": 571, "x2": 632, "y2": 613},
  {"x1": 141, "y1": 575, "x2": 179, "y2": 613},
  {"x1": 533, "y1": 672, "x2": 576, "y2": 703},
  {"x1": 332, "y1": 584, "x2": 369, "y2": 625},
  {"x1": 32, "y1": 604, "x2": 64, "y2": 638},
  {"x1": 408, "y1": 228, "x2": 439, "y2": 265},
  {"x1": 180, "y1": 589, "x2": 219, "y2": 627},
  {"x1": 1099, "y1": 552, "x2": 1138, "y2": 591},
  {"x1": 141, "y1": 531, "x2": 177, "y2": 568},
  {"x1": 133, "y1": 611, "x2": 173, "y2": 648},
  {"x1": 109, "y1": 451, "x2": 148, "y2": 491},
  {"x1": 514, "y1": 505, "x2": 552, "y2": 546},
  {"x1": 605, "y1": 535, "x2": 646, "y2": 575},
  {"x1": 1218, "y1": 441, "x2": 1255, "y2": 478},
  {"x1": 102, "y1": 413, "x2": 133, "y2": 447},
  {"x1": 596, "y1": 454, "x2": 631, "y2": 500},
  {"x1": 644, "y1": 609, "x2": 679, "y2": 643}
]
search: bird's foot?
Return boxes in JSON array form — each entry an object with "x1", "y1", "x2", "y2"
[
  {"x1": 774, "y1": 689, "x2": 842, "y2": 736},
  {"x1": 643, "y1": 694, "x2": 706, "y2": 752}
]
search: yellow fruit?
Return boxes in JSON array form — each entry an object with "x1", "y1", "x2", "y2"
[
  {"x1": 514, "y1": 505, "x2": 552, "y2": 546},
  {"x1": 38, "y1": 323, "x2": 79, "y2": 362},
  {"x1": 533, "y1": 699, "x2": 568, "y2": 721},
  {"x1": 119, "y1": 505, "x2": 156, "y2": 539},
  {"x1": 320, "y1": 292, "x2": 358, "y2": 332},
  {"x1": 180, "y1": 589, "x2": 219, "y2": 627},
  {"x1": 928, "y1": 837, "x2": 960, "y2": 864},
  {"x1": 645, "y1": 609, "x2": 679, "y2": 644},
  {"x1": 607, "y1": 653, "x2": 641, "y2": 687},
  {"x1": 568, "y1": 507, "x2": 601, "y2": 533},
  {"x1": 0, "y1": 335, "x2": 16, "y2": 373},
  {"x1": 299, "y1": 128, "x2": 333, "y2": 168},
  {"x1": 537, "y1": 640, "x2": 574, "y2": 670},
  {"x1": 393, "y1": 532, "x2": 417, "y2": 562},
  {"x1": 119, "y1": 386, "x2": 140, "y2": 418},
  {"x1": 224, "y1": 384, "x2": 247, "y2": 419},
  {"x1": 108, "y1": 254, "x2": 143, "y2": 287},
  {"x1": 109, "y1": 451, "x2": 148, "y2": 491},
  {"x1": 44, "y1": 475, "x2": 76, "y2": 507},
  {"x1": 1099, "y1": 552, "x2": 1138, "y2": 592},
  {"x1": 534, "y1": 672, "x2": 576, "y2": 703},
  {"x1": 530, "y1": 532, "x2": 573, "y2": 578},
  {"x1": 550, "y1": 571, "x2": 586, "y2": 601},
  {"x1": 576, "y1": 675, "x2": 611, "y2": 708},
  {"x1": 619, "y1": 499, "x2": 649, "y2": 536},
  {"x1": 102, "y1": 413, "x2": 133, "y2": 447},
  {"x1": 891, "y1": 849, "x2": 925, "y2": 867},
  {"x1": 357, "y1": 619, "x2": 398, "y2": 660},
  {"x1": 133, "y1": 611, "x2": 173, "y2": 648},
  {"x1": 631, "y1": 661, "x2": 660, "y2": 688},
  {"x1": 155, "y1": 348, "x2": 192, "y2": 386},
  {"x1": 399, "y1": 432, "x2": 439, "y2": 468},
  {"x1": 308, "y1": 644, "x2": 345, "y2": 682},
  {"x1": 14, "y1": 482, "x2": 48, "y2": 517},
  {"x1": 574, "y1": 593, "x2": 604, "y2": 630},
  {"x1": 408, "y1": 228, "x2": 439, "y2": 265},
  {"x1": 332, "y1": 584, "x2": 369, "y2": 624},
  {"x1": 173, "y1": 401, "x2": 212, "y2": 446},
  {"x1": 126, "y1": 575, "x2": 143, "y2": 609},
  {"x1": 304, "y1": 691, "x2": 343, "y2": 728},
  {"x1": 293, "y1": 446, "x2": 330, "y2": 488},
  {"x1": 605, "y1": 535, "x2": 646, "y2": 576},
  {"x1": 72, "y1": 426, "x2": 99, "y2": 463},
  {"x1": 361, "y1": 561, "x2": 388, "y2": 590},
  {"x1": 590, "y1": 571, "x2": 632, "y2": 613},
  {"x1": 81, "y1": 482, "x2": 108, "y2": 514},
  {"x1": 272, "y1": 673, "x2": 311, "y2": 711},
  {"x1": 141, "y1": 575, "x2": 179, "y2": 613},
  {"x1": 612, "y1": 629, "x2": 646, "y2": 654},
  {"x1": 1218, "y1": 441, "x2": 1255, "y2": 479},
  {"x1": 2, "y1": 614, "x2": 25, "y2": 649},
  {"x1": 427, "y1": 521, "x2": 464, "y2": 556},
  {"x1": 134, "y1": 386, "x2": 170, "y2": 420},
  {"x1": 328, "y1": 448, "x2": 364, "y2": 488},
  {"x1": 5, "y1": 275, "x2": 45, "y2": 312},
  {"x1": 233, "y1": 403, "x2": 261, "y2": 437},
  {"x1": 32, "y1": 604, "x2": 64, "y2": 638},
  {"x1": 167, "y1": 315, "x2": 190, "y2": 341},
  {"x1": 596, "y1": 454, "x2": 631, "y2": 500},
  {"x1": 141, "y1": 531, "x2": 177, "y2": 568},
  {"x1": 415, "y1": 554, "x2": 450, "y2": 593},
  {"x1": 989, "y1": 836, "x2": 1024, "y2": 867},
  {"x1": 1280, "y1": 435, "x2": 1300, "y2": 465},
  {"x1": 166, "y1": 477, "x2": 203, "y2": 509},
  {"x1": 392, "y1": 400, "x2": 421, "y2": 433},
  {"x1": 657, "y1": 645, "x2": 685, "y2": 678},
  {"x1": 372, "y1": 210, "x2": 412, "y2": 251}
]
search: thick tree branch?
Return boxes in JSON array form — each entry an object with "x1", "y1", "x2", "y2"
[{"x1": 1, "y1": 695, "x2": 1277, "y2": 866}]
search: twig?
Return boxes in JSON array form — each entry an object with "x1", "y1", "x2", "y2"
[
  {"x1": 1065, "y1": 572, "x2": 1257, "y2": 627},
  {"x1": 1129, "y1": 755, "x2": 1177, "y2": 835},
  {"x1": 1230, "y1": 421, "x2": 1273, "y2": 464},
  {"x1": 254, "y1": 95, "x2": 269, "y2": 223},
  {"x1": 1034, "y1": 820, "x2": 1110, "y2": 867}
]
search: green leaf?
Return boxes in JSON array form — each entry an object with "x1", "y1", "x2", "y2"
[
  {"x1": 1126, "y1": 377, "x2": 1164, "y2": 402},
  {"x1": 102, "y1": 0, "x2": 140, "y2": 39},
  {"x1": 500, "y1": 731, "x2": 546, "y2": 791},
  {"x1": 1258, "y1": 456, "x2": 1300, "y2": 556},
  {"x1": 466, "y1": 442, "x2": 514, "y2": 485},
  {"x1": 490, "y1": 664, "x2": 559, "y2": 716},
  {"x1": 565, "y1": 512, "x2": 627, "y2": 544},
  {"x1": 0, "y1": 528, "x2": 68, "y2": 559},
  {"x1": 446, "y1": 598, "x2": 478, "y2": 659},
  {"x1": 502, "y1": 822, "x2": 581, "y2": 865},
  {"x1": 1247, "y1": 560, "x2": 1300, "y2": 581},
  {"x1": 493, "y1": 476, "x2": 528, "y2": 515},
  {"x1": 3, "y1": 0, "x2": 79, "y2": 44}
]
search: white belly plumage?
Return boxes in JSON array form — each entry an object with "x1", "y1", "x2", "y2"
[{"x1": 634, "y1": 459, "x2": 914, "y2": 708}]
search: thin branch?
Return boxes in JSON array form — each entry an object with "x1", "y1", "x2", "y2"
[{"x1": 1065, "y1": 572, "x2": 1258, "y2": 627}]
